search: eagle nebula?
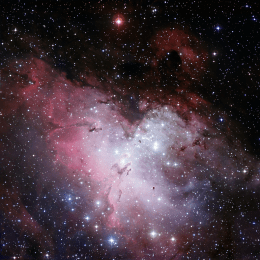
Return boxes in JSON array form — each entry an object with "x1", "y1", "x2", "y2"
[{"x1": 0, "y1": 1, "x2": 260, "y2": 259}]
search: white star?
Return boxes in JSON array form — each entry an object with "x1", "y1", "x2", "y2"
[
  {"x1": 150, "y1": 231, "x2": 157, "y2": 238},
  {"x1": 153, "y1": 141, "x2": 159, "y2": 151}
]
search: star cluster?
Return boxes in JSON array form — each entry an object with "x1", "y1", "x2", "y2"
[{"x1": 0, "y1": 1, "x2": 260, "y2": 259}]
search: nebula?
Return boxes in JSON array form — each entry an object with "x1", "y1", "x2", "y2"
[{"x1": 1, "y1": 25, "x2": 259, "y2": 260}]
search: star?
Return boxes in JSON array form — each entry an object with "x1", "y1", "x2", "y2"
[
  {"x1": 150, "y1": 231, "x2": 157, "y2": 238},
  {"x1": 115, "y1": 17, "x2": 122, "y2": 25},
  {"x1": 108, "y1": 237, "x2": 116, "y2": 246}
]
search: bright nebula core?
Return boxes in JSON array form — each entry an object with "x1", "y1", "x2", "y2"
[{"x1": 0, "y1": 1, "x2": 260, "y2": 259}]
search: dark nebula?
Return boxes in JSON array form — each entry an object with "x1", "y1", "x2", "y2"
[{"x1": 0, "y1": 1, "x2": 260, "y2": 259}]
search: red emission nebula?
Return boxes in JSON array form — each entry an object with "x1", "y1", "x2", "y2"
[{"x1": 0, "y1": 26, "x2": 259, "y2": 260}]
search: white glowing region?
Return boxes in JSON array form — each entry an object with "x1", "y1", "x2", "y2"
[
  {"x1": 153, "y1": 141, "x2": 159, "y2": 151},
  {"x1": 150, "y1": 231, "x2": 157, "y2": 238}
]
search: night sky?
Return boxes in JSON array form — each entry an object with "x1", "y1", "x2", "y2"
[{"x1": 0, "y1": 1, "x2": 260, "y2": 259}]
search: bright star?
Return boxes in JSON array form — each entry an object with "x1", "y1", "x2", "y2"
[
  {"x1": 116, "y1": 18, "x2": 122, "y2": 24},
  {"x1": 153, "y1": 141, "x2": 159, "y2": 151},
  {"x1": 108, "y1": 237, "x2": 116, "y2": 245},
  {"x1": 150, "y1": 231, "x2": 157, "y2": 238}
]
